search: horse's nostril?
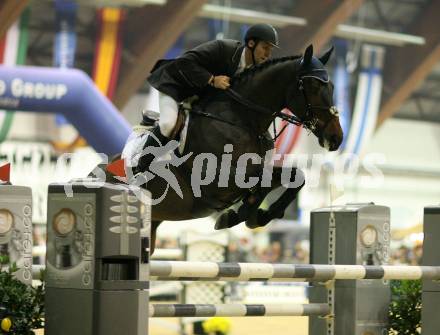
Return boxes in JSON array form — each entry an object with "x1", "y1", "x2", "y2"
[{"x1": 330, "y1": 135, "x2": 340, "y2": 150}]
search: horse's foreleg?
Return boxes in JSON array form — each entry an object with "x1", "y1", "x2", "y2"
[
  {"x1": 214, "y1": 188, "x2": 270, "y2": 230},
  {"x1": 245, "y1": 167, "x2": 305, "y2": 229}
]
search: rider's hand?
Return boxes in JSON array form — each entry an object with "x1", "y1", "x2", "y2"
[{"x1": 212, "y1": 75, "x2": 230, "y2": 90}]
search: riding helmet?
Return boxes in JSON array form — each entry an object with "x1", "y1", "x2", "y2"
[{"x1": 244, "y1": 23, "x2": 279, "y2": 48}]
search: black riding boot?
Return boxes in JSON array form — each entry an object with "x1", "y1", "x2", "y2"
[
  {"x1": 140, "y1": 109, "x2": 159, "y2": 127},
  {"x1": 136, "y1": 126, "x2": 170, "y2": 174}
]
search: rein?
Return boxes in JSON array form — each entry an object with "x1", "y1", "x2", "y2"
[
  {"x1": 191, "y1": 76, "x2": 338, "y2": 142},
  {"x1": 190, "y1": 109, "x2": 241, "y2": 129},
  {"x1": 224, "y1": 89, "x2": 305, "y2": 141},
  {"x1": 189, "y1": 89, "x2": 277, "y2": 135}
]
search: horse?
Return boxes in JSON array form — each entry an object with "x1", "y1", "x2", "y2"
[{"x1": 118, "y1": 44, "x2": 343, "y2": 253}]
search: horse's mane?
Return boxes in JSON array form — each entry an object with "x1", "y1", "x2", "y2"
[{"x1": 232, "y1": 55, "x2": 301, "y2": 84}]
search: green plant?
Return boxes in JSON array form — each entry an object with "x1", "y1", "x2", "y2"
[
  {"x1": 388, "y1": 279, "x2": 422, "y2": 335},
  {"x1": 0, "y1": 255, "x2": 44, "y2": 334}
]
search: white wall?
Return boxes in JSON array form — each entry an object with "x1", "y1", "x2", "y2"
[
  {"x1": 299, "y1": 118, "x2": 440, "y2": 230},
  {"x1": 367, "y1": 118, "x2": 440, "y2": 170},
  {"x1": 7, "y1": 112, "x2": 57, "y2": 142},
  {"x1": 349, "y1": 119, "x2": 440, "y2": 229}
]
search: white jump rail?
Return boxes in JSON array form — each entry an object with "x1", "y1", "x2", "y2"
[
  {"x1": 150, "y1": 303, "x2": 330, "y2": 317},
  {"x1": 148, "y1": 261, "x2": 440, "y2": 281}
]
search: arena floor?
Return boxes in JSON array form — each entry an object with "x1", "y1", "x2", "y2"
[
  {"x1": 34, "y1": 317, "x2": 309, "y2": 335},
  {"x1": 150, "y1": 317, "x2": 309, "y2": 335}
]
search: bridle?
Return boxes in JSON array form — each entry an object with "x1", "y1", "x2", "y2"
[
  {"x1": 257, "y1": 74, "x2": 340, "y2": 140},
  {"x1": 293, "y1": 75, "x2": 339, "y2": 134},
  {"x1": 192, "y1": 74, "x2": 339, "y2": 141}
]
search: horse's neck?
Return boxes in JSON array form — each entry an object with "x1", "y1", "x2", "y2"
[{"x1": 236, "y1": 61, "x2": 295, "y2": 112}]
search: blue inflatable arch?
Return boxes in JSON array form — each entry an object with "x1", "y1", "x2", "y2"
[{"x1": 0, "y1": 65, "x2": 131, "y2": 156}]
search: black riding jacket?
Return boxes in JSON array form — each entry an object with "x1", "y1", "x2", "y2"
[{"x1": 148, "y1": 39, "x2": 244, "y2": 102}]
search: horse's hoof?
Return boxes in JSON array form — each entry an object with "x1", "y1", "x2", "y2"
[
  {"x1": 215, "y1": 210, "x2": 240, "y2": 230},
  {"x1": 245, "y1": 209, "x2": 271, "y2": 229}
]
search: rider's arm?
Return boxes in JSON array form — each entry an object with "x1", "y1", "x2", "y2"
[{"x1": 175, "y1": 40, "x2": 224, "y2": 89}]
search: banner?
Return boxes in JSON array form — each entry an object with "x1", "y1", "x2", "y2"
[
  {"x1": 333, "y1": 39, "x2": 351, "y2": 151},
  {"x1": 0, "y1": 9, "x2": 29, "y2": 143},
  {"x1": 55, "y1": 6, "x2": 126, "y2": 151},
  {"x1": 92, "y1": 7, "x2": 125, "y2": 99},
  {"x1": 344, "y1": 45, "x2": 385, "y2": 156},
  {"x1": 0, "y1": 65, "x2": 131, "y2": 155},
  {"x1": 54, "y1": 0, "x2": 77, "y2": 126}
]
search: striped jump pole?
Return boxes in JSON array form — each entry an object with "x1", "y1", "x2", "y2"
[
  {"x1": 36, "y1": 262, "x2": 440, "y2": 282},
  {"x1": 149, "y1": 261, "x2": 440, "y2": 282},
  {"x1": 149, "y1": 303, "x2": 330, "y2": 318},
  {"x1": 150, "y1": 248, "x2": 183, "y2": 260}
]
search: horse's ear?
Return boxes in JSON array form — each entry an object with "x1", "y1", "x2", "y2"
[
  {"x1": 303, "y1": 44, "x2": 313, "y2": 66},
  {"x1": 319, "y1": 46, "x2": 334, "y2": 65}
]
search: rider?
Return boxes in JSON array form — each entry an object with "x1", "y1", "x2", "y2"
[{"x1": 136, "y1": 23, "x2": 279, "y2": 172}]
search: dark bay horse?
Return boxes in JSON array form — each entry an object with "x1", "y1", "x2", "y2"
[{"x1": 120, "y1": 45, "x2": 343, "y2": 252}]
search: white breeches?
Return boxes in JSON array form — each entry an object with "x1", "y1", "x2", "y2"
[{"x1": 158, "y1": 93, "x2": 179, "y2": 138}]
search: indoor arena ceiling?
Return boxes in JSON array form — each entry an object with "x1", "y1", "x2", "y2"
[{"x1": 1, "y1": 0, "x2": 439, "y2": 126}]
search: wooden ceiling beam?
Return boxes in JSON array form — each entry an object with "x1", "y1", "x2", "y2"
[
  {"x1": 279, "y1": 0, "x2": 364, "y2": 55},
  {"x1": 113, "y1": 0, "x2": 206, "y2": 109},
  {"x1": 0, "y1": 0, "x2": 29, "y2": 39},
  {"x1": 377, "y1": 0, "x2": 440, "y2": 128}
]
